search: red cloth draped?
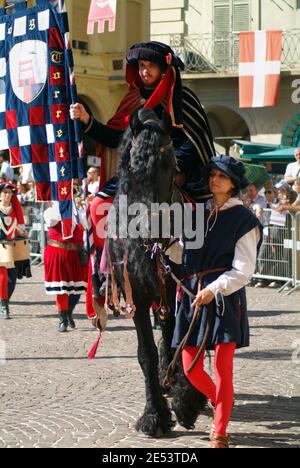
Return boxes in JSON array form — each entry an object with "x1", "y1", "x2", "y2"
[{"x1": 106, "y1": 65, "x2": 179, "y2": 131}]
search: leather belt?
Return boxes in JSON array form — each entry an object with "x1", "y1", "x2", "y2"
[{"x1": 48, "y1": 239, "x2": 79, "y2": 251}]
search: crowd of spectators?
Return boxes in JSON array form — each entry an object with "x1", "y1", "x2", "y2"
[
  {"x1": 242, "y1": 148, "x2": 300, "y2": 289},
  {"x1": 1, "y1": 147, "x2": 300, "y2": 287}
]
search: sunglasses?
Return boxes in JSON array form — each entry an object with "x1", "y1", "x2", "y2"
[{"x1": 265, "y1": 190, "x2": 275, "y2": 195}]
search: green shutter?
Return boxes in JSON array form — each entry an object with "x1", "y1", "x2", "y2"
[
  {"x1": 233, "y1": 0, "x2": 250, "y2": 32},
  {"x1": 213, "y1": 0, "x2": 250, "y2": 70},
  {"x1": 233, "y1": 1, "x2": 250, "y2": 67},
  {"x1": 213, "y1": 0, "x2": 230, "y2": 69},
  {"x1": 214, "y1": 0, "x2": 230, "y2": 36}
]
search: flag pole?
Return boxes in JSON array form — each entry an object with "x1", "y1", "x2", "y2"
[{"x1": 258, "y1": 0, "x2": 262, "y2": 30}]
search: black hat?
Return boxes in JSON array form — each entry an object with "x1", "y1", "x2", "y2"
[
  {"x1": 206, "y1": 155, "x2": 249, "y2": 190},
  {"x1": 0, "y1": 182, "x2": 17, "y2": 194},
  {"x1": 126, "y1": 41, "x2": 185, "y2": 71}
]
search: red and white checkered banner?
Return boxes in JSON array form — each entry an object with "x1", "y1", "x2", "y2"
[{"x1": 0, "y1": 0, "x2": 85, "y2": 239}]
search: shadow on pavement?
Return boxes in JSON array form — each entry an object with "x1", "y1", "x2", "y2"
[
  {"x1": 235, "y1": 349, "x2": 294, "y2": 361},
  {"x1": 248, "y1": 310, "x2": 298, "y2": 318},
  {"x1": 251, "y1": 325, "x2": 299, "y2": 331}
]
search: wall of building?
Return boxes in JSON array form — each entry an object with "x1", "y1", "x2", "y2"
[
  {"x1": 151, "y1": 0, "x2": 300, "y2": 41},
  {"x1": 254, "y1": 0, "x2": 300, "y2": 31},
  {"x1": 150, "y1": 0, "x2": 300, "y2": 151},
  {"x1": 185, "y1": 75, "x2": 299, "y2": 154},
  {"x1": 67, "y1": 0, "x2": 150, "y2": 124}
]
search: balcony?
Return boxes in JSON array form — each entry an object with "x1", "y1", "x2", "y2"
[{"x1": 170, "y1": 30, "x2": 300, "y2": 74}]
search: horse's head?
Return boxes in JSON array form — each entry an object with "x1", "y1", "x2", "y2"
[{"x1": 118, "y1": 108, "x2": 176, "y2": 204}]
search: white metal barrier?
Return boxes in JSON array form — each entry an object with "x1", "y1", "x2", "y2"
[
  {"x1": 22, "y1": 202, "x2": 47, "y2": 265},
  {"x1": 254, "y1": 209, "x2": 300, "y2": 295}
]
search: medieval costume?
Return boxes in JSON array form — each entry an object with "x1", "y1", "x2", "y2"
[
  {"x1": 43, "y1": 203, "x2": 88, "y2": 332},
  {"x1": 171, "y1": 156, "x2": 263, "y2": 448},
  {"x1": 84, "y1": 41, "x2": 215, "y2": 200},
  {"x1": 81, "y1": 41, "x2": 216, "y2": 320},
  {"x1": 0, "y1": 182, "x2": 28, "y2": 319}
]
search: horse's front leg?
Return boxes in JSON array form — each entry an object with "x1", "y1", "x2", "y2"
[
  {"x1": 159, "y1": 264, "x2": 208, "y2": 430},
  {"x1": 133, "y1": 300, "x2": 174, "y2": 437}
]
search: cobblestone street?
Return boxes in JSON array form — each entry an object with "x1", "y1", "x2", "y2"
[{"x1": 0, "y1": 267, "x2": 299, "y2": 449}]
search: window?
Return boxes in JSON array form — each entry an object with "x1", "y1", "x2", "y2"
[
  {"x1": 72, "y1": 40, "x2": 88, "y2": 52},
  {"x1": 213, "y1": 0, "x2": 250, "y2": 35},
  {"x1": 213, "y1": 0, "x2": 250, "y2": 70}
]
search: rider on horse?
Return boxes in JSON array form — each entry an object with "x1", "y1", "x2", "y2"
[
  {"x1": 70, "y1": 41, "x2": 215, "y2": 201},
  {"x1": 70, "y1": 41, "x2": 216, "y2": 321}
]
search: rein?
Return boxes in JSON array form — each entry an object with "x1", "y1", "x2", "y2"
[
  {"x1": 163, "y1": 266, "x2": 227, "y2": 389},
  {"x1": 105, "y1": 117, "x2": 176, "y2": 320}
]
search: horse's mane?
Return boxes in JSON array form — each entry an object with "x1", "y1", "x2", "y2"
[
  {"x1": 109, "y1": 109, "x2": 175, "y2": 294},
  {"x1": 117, "y1": 111, "x2": 172, "y2": 203}
]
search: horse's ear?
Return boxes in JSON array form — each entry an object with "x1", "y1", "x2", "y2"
[
  {"x1": 162, "y1": 111, "x2": 173, "y2": 135},
  {"x1": 130, "y1": 109, "x2": 143, "y2": 138}
]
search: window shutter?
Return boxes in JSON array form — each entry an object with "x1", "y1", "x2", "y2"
[
  {"x1": 233, "y1": 0, "x2": 250, "y2": 67},
  {"x1": 213, "y1": 0, "x2": 250, "y2": 70},
  {"x1": 233, "y1": 0, "x2": 250, "y2": 32},
  {"x1": 214, "y1": 0, "x2": 231, "y2": 36},
  {"x1": 213, "y1": 0, "x2": 230, "y2": 69}
]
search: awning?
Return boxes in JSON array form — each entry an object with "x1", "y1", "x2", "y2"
[
  {"x1": 243, "y1": 163, "x2": 270, "y2": 189},
  {"x1": 233, "y1": 140, "x2": 278, "y2": 155},
  {"x1": 241, "y1": 147, "x2": 296, "y2": 161},
  {"x1": 233, "y1": 140, "x2": 295, "y2": 161}
]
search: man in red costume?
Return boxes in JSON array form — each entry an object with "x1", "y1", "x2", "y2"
[
  {"x1": 70, "y1": 41, "x2": 216, "y2": 324},
  {"x1": 43, "y1": 202, "x2": 88, "y2": 332},
  {"x1": 0, "y1": 183, "x2": 27, "y2": 319}
]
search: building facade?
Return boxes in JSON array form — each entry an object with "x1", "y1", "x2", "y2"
[
  {"x1": 5, "y1": 0, "x2": 150, "y2": 176},
  {"x1": 65, "y1": 0, "x2": 150, "y2": 176},
  {"x1": 151, "y1": 0, "x2": 300, "y2": 158},
  {"x1": 6, "y1": 1, "x2": 299, "y2": 170},
  {"x1": 66, "y1": 0, "x2": 150, "y2": 123}
]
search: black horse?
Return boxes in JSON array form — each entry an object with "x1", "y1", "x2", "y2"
[{"x1": 106, "y1": 108, "x2": 207, "y2": 437}]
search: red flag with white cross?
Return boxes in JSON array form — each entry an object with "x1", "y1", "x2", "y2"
[{"x1": 239, "y1": 31, "x2": 282, "y2": 108}]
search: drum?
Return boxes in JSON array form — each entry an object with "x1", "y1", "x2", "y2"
[
  {"x1": 13, "y1": 239, "x2": 30, "y2": 261},
  {"x1": 0, "y1": 241, "x2": 15, "y2": 264}
]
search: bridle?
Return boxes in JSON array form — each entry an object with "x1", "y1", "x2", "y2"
[{"x1": 107, "y1": 117, "x2": 177, "y2": 317}]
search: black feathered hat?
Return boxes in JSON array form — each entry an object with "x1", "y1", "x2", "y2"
[{"x1": 126, "y1": 41, "x2": 185, "y2": 72}]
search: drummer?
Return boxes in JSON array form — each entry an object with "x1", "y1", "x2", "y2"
[{"x1": 0, "y1": 183, "x2": 28, "y2": 320}]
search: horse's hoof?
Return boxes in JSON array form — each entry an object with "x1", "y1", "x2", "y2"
[
  {"x1": 136, "y1": 413, "x2": 174, "y2": 438},
  {"x1": 169, "y1": 419, "x2": 177, "y2": 430}
]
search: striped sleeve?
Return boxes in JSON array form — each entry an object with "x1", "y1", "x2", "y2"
[{"x1": 182, "y1": 87, "x2": 216, "y2": 166}]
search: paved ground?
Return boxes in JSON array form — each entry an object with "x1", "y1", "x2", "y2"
[{"x1": 0, "y1": 266, "x2": 299, "y2": 449}]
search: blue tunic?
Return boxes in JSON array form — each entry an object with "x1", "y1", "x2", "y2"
[{"x1": 172, "y1": 205, "x2": 262, "y2": 350}]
